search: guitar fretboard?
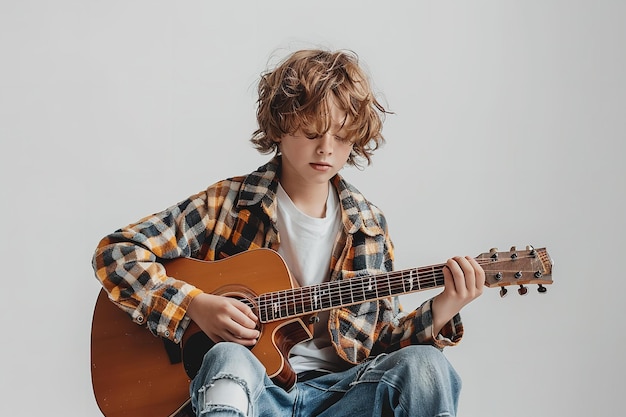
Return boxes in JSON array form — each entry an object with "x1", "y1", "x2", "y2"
[{"x1": 256, "y1": 265, "x2": 446, "y2": 323}]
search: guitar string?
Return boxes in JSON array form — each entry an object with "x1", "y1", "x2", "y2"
[
  {"x1": 256, "y1": 271, "x2": 445, "y2": 321},
  {"x1": 255, "y1": 254, "x2": 542, "y2": 321},
  {"x1": 257, "y1": 254, "x2": 538, "y2": 307},
  {"x1": 256, "y1": 256, "x2": 538, "y2": 320}
]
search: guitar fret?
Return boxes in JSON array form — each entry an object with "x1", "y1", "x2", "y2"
[
  {"x1": 320, "y1": 281, "x2": 332, "y2": 310},
  {"x1": 279, "y1": 290, "x2": 286, "y2": 318},
  {"x1": 313, "y1": 286, "x2": 321, "y2": 311},
  {"x1": 263, "y1": 292, "x2": 271, "y2": 321},
  {"x1": 361, "y1": 277, "x2": 367, "y2": 302},
  {"x1": 301, "y1": 287, "x2": 310, "y2": 315},
  {"x1": 287, "y1": 288, "x2": 296, "y2": 317},
  {"x1": 351, "y1": 277, "x2": 363, "y2": 303},
  {"x1": 320, "y1": 282, "x2": 329, "y2": 310},
  {"x1": 362, "y1": 276, "x2": 378, "y2": 301},
  {"x1": 304, "y1": 286, "x2": 313, "y2": 315},
  {"x1": 293, "y1": 287, "x2": 304, "y2": 316},
  {"x1": 401, "y1": 270, "x2": 408, "y2": 292},
  {"x1": 266, "y1": 291, "x2": 272, "y2": 321},
  {"x1": 258, "y1": 295, "x2": 265, "y2": 321},
  {"x1": 349, "y1": 279, "x2": 355, "y2": 304},
  {"x1": 279, "y1": 291, "x2": 288, "y2": 318},
  {"x1": 284, "y1": 291, "x2": 292, "y2": 317},
  {"x1": 335, "y1": 281, "x2": 342, "y2": 307},
  {"x1": 273, "y1": 291, "x2": 283, "y2": 320},
  {"x1": 417, "y1": 267, "x2": 433, "y2": 289},
  {"x1": 416, "y1": 269, "x2": 422, "y2": 290},
  {"x1": 377, "y1": 273, "x2": 391, "y2": 298}
]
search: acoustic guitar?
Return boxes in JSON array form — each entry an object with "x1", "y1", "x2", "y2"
[{"x1": 91, "y1": 246, "x2": 553, "y2": 417}]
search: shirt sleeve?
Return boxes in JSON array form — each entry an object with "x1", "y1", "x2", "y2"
[
  {"x1": 376, "y1": 298, "x2": 464, "y2": 351},
  {"x1": 373, "y1": 223, "x2": 464, "y2": 351},
  {"x1": 91, "y1": 192, "x2": 212, "y2": 343}
]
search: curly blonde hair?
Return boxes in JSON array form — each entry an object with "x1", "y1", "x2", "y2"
[{"x1": 250, "y1": 49, "x2": 388, "y2": 167}]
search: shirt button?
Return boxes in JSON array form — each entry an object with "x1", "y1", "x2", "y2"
[
  {"x1": 136, "y1": 315, "x2": 144, "y2": 323},
  {"x1": 164, "y1": 330, "x2": 170, "y2": 337}
]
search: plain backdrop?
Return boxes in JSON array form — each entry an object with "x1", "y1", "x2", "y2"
[{"x1": 1, "y1": 1, "x2": 624, "y2": 416}]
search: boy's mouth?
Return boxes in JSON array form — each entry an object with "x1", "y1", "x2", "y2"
[{"x1": 310, "y1": 162, "x2": 332, "y2": 171}]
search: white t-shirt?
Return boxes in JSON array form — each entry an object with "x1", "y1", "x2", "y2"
[{"x1": 275, "y1": 182, "x2": 345, "y2": 374}]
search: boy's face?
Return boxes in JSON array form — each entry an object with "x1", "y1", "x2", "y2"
[{"x1": 277, "y1": 99, "x2": 354, "y2": 189}]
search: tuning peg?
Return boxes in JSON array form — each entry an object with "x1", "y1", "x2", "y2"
[
  {"x1": 499, "y1": 287, "x2": 508, "y2": 298},
  {"x1": 510, "y1": 246, "x2": 517, "y2": 251},
  {"x1": 518, "y1": 285, "x2": 528, "y2": 296},
  {"x1": 538, "y1": 284, "x2": 547, "y2": 294},
  {"x1": 490, "y1": 248, "x2": 498, "y2": 260}
]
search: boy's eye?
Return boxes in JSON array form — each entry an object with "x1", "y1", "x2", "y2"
[
  {"x1": 300, "y1": 131, "x2": 351, "y2": 144},
  {"x1": 335, "y1": 134, "x2": 355, "y2": 145}
]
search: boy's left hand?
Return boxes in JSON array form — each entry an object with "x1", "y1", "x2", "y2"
[{"x1": 431, "y1": 256, "x2": 485, "y2": 335}]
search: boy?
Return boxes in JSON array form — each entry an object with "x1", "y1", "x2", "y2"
[{"x1": 92, "y1": 49, "x2": 484, "y2": 417}]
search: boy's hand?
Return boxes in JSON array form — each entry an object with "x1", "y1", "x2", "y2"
[
  {"x1": 187, "y1": 293, "x2": 260, "y2": 346},
  {"x1": 431, "y1": 256, "x2": 485, "y2": 336}
]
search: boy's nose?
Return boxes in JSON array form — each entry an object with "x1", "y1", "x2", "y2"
[{"x1": 316, "y1": 133, "x2": 333, "y2": 154}]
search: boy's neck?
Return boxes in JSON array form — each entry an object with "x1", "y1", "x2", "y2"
[{"x1": 279, "y1": 179, "x2": 330, "y2": 218}]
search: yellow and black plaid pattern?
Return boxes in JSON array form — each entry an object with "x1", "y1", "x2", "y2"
[{"x1": 92, "y1": 157, "x2": 463, "y2": 361}]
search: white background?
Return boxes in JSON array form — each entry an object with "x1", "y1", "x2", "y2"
[{"x1": 1, "y1": 1, "x2": 624, "y2": 416}]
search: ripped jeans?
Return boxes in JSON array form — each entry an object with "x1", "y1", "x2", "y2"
[{"x1": 190, "y1": 342, "x2": 461, "y2": 417}]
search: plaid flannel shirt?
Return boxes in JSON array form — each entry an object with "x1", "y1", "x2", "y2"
[{"x1": 92, "y1": 156, "x2": 463, "y2": 365}]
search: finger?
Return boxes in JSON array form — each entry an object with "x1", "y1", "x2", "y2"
[
  {"x1": 442, "y1": 262, "x2": 455, "y2": 291},
  {"x1": 235, "y1": 299, "x2": 259, "y2": 322},
  {"x1": 446, "y1": 257, "x2": 466, "y2": 293},
  {"x1": 454, "y1": 256, "x2": 476, "y2": 291},
  {"x1": 225, "y1": 301, "x2": 260, "y2": 340},
  {"x1": 467, "y1": 256, "x2": 486, "y2": 288},
  {"x1": 228, "y1": 299, "x2": 259, "y2": 329},
  {"x1": 227, "y1": 325, "x2": 260, "y2": 341},
  {"x1": 224, "y1": 322, "x2": 259, "y2": 346}
]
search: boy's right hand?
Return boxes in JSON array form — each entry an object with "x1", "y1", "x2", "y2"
[{"x1": 186, "y1": 293, "x2": 260, "y2": 346}]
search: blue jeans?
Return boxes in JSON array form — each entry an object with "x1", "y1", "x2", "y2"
[{"x1": 190, "y1": 342, "x2": 461, "y2": 417}]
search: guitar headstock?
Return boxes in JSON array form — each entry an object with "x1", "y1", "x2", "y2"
[{"x1": 477, "y1": 246, "x2": 553, "y2": 297}]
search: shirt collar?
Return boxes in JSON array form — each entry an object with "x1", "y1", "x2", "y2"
[{"x1": 238, "y1": 156, "x2": 384, "y2": 237}]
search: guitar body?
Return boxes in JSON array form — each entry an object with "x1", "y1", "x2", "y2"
[
  {"x1": 91, "y1": 245, "x2": 553, "y2": 416},
  {"x1": 91, "y1": 249, "x2": 312, "y2": 417}
]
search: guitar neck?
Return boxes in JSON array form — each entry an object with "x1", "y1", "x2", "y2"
[
  {"x1": 255, "y1": 246, "x2": 554, "y2": 322},
  {"x1": 257, "y1": 264, "x2": 445, "y2": 323}
]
